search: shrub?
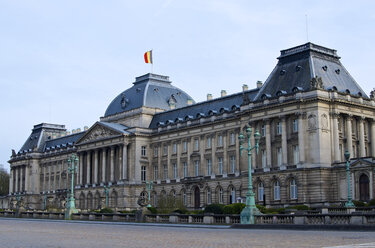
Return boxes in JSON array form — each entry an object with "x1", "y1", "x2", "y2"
[
  {"x1": 189, "y1": 210, "x2": 204, "y2": 215},
  {"x1": 147, "y1": 206, "x2": 157, "y2": 214},
  {"x1": 100, "y1": 207, "x2": 113, "y2": 213},
  {"x1": 223, "y1": 203, "x2": 246, "y2": 214},
  {"x1": 368, "y1": 199, "x2": 375, "y2": 206},
  {"x1": 286, "y1": 205, "x2": 309, "y2": 211},
  {"x1": 352, "y1": 200, "x2": 366, "y2": 207},
  {"x1": 256, "y1": 204, "x2": 266, "y2": 213},
  {"x1": 173, "y1": 208, "x2": 188, "y2": 214},
  {"x1": 204, "y1": 204, "x2": 225, "y2": 214}
]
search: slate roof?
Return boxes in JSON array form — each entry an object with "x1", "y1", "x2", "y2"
[
  {"x1": 44, "y1": 132, "x2": 85, "y2": 151},
  {"x1": 149, "y1": 89, "x2": 259, "y2": 129},
  {"x1": 99, "y1": 122, "x2": 131, "y2": 134},
  {"x1": 18, "y1": 123, "x2": 66, "y2": 154},
  {"x1": 104, "y1": 73, "x2": 195, "y2": 117},
  {"x1": 255, "y1": 43, "x2": 368, "y2": 100}
]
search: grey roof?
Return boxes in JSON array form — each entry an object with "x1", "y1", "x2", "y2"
[
  {"x1": 255, "y1": 43, "x2": 368, "y2": 100},
  {"x1": 99, "y1": 121, "x2": 131, "y2": 134},
  {"x1": 44, "y1": 131, "x2": 85, "y2": 151},
  {"x1": 18, "y1": 123, "x2": 66, "y2": 154},
  {"x1": 149, "y1": 89, "x2": 259, "y2": 129},
  {"x1": 104, "y1": 73, "x2": 195, "y2": 117}
]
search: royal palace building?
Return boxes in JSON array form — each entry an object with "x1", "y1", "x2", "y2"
[{"x1": 5, "y1": 43, "x2": 375, "y2": 211}]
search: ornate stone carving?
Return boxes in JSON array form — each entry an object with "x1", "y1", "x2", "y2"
[
  {"x1": 308, "y1": 114, "x2": 316, "y2": 129},
  {"x1": 321, "y1": 114, "x2": 328, "y2": 129},
  {"x1": 370, "y1": 88, "x2": 375, "y2": 99},
  {"x1": 121, "y1": 93, "x2": 129, "y2": 109},
  {"x1": 81, "y1": 126, "x2": 118, "y2": 142},
  {"x1": 310, "y1": 76, "x2": 324, "y2": 90}
]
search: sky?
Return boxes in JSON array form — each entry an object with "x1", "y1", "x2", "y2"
[{"x1": 0, "y1": 0, "x2": 374, "y2": 172}]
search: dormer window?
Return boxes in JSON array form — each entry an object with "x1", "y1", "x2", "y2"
[
  {"x1": 322, "y1": 65, "x2": 328, "y2": 71},
  {"x1": 295, "y1": 65, "x2": 302, "y2": 72},
  {"x1": 335, "y1": 69, "x2": 341, "y2": 74},
  {"x1": 280, "y1": 69, "x2": 286, "y2": 76}
]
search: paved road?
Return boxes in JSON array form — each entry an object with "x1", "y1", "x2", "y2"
[{"x1": 0, "y1": 218, "x2": 375, "y2": 248}]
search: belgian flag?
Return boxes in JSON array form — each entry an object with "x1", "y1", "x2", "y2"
[{"x1": 144, "y1": 50, "x2": 153, "y2": 64}]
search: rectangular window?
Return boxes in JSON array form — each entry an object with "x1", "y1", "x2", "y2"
[
  {"x1": 173, "y1": 143, "x2": 177, "y2": 154},
  {"x1": 230, "y1": 132, "x2": 235, "y2": 145},
  {"x1": 230, "y1": 156, "x2": 235, "y2": 173},
  {"x1": 207, "y1": 159, "x2": 212, "y2": 175},
  {"x1": 206, "y1": 137, "x2": 211, "y2": 148},
  {"x1": 293, "y1": 119, "x2": 299, "y2": 132},
  {"x1": 218, "y1": 157, "x2": 223, "y2": 174},
  {"x1": 163, "y1": 164, "x2": 168, "y2": 179},
  {"x1": 154, "y1": 147, "x2": 158, "y2": 157},
  {"x1": 258, "y1": 183, "x2": 264, "y2": 202},
  {"x1": 194, "y1": 138, "x2": 199, "y2": 151},
  {"x1": 194, "y1": 160, "x2": 199, "y2": 176},
  {"x1": 277, "y1": 147, "x2": 282, "y2": 166},
  {"x1": 293, "y1": 145, "x2": 300, "y2": 164},
  {"x1": 217, "y1": 135, "x2": 223, "y2": 147},
  {"x1": 261, "y1": 149, "x2": 267, "y2": 168},
  {"x1": 173, "y1": 163, "x2": 177, "y2": 179},
  {"x1": 183, "y1": 141, "x2": 187, "y2": 152},
  {"x1": 261, "y1": 125, "x2": 266, "y2": 137},
  {"x1": 141, "y1": 166, "x2": 146, "y2": 182},
  {"x1": 183, "y1": 162, "x2": 187, "y2": 177},
  {"x1": 153, "y1": 166, "x2": 158, "y2": 180},
  {"x1": 141, "y1": 146, "x2": 147, "y2": 157},
  {"x1": 276, "y1": 122, "x2": 282, "y2": 135},
  {"x1": 163, "y1": 145, "x2": 168, "y2": 155}
]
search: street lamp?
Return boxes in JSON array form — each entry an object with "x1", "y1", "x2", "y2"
[
  {"x1": 65, "y1": 154, "x2": 78, "y2": 220},
  {"x1": 145, "y1": 181, "x2": 153, "y2": 208},
  {"x1": 239, "y1": 126, "x2": 261, "y2": 224},
  {"x1": 104, "y1": 185, "x2": 110, "y2": 208},
  {"x1": 344, "y1": 151, "x2": 355, "y2": 208}
]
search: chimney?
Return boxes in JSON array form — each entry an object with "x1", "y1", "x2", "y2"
[
  {"x1": 256, "y1": 81, "x2": 263, "y2": 88},
  {"x1": 187, "y1": 99, "x2": 193, "y2": 105},
  {"x1": 207, "y1": 94, "x2": 213, "y2": 100},
  {"x1": 76, "y1": 128, "x2": 81, "y2": 132},
  {"x1": 221, "y1": 90, "x2": 227, "y2": 97},
  {"x1": 84, "y1": 126, "x2": 89, "y2": 131},
  {"x1": 242, "y1": 84, "x2": 248, "y2": 91}
]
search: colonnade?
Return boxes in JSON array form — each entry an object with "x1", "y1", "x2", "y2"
[
  {"x1": 77, "y1": 144, "x2": 128, "y2": 185},
  {"x1": 331, "y1": 113, "x2": 375, "y2": 161},
  {"x1": 9, "y1": 165, "x2": 27, "y2": 194}
]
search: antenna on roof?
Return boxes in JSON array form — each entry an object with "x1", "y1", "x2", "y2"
[{"x1": 305, "y1": 14, "x2": 309, "y2": 42}]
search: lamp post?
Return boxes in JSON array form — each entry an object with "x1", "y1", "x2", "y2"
[
  {"x1": 239, "y1": 126, "x2": 261, "y2": 224},
  {"x1": 65, "y1": 154, "x2": 78, "y2": 220},
  {"x1": 146, "y1": 181, "x2": 153, "y2": 208},
  {"x1": 104, "y1": 185, "x2": 110, "y2": 207},
  {"x1": 344, "y1": 151, "x2": 355, "y2": 208}
]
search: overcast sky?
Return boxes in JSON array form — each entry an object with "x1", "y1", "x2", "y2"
[{"x1": 0, "y1": 0, "x2": 374, "y2": 172}]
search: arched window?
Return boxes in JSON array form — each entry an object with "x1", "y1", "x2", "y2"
[
  {"x1": 290, "y1": 179, "x2": 297, "y2": 200},
  {"x1": 258, "y1": 182, "x2": 264, "y2": 202},
  {"x1": 152, "y1": 192, "x2": 158, "y2": 206},
  {"x1": 273, "y1": 181, "x2": 280, "y2": 201},
  {"x1": 359, "y1": 174, "x2": 370, "y2": 201},
  {"x1": 218, "y1": 187, "x2": 224, "y2": 204},
  {"x1": 87, "y1": 193, "x2": 93, "y2": 210},
  {"x1": 206, "y1": 188, "x2": 212, "y2": 205},
  {"x1": 110, "y1": 191, "x2": 118, "y2": 208},
  {"x1": 182, "y1": 190, "x2": 187, "y2": 206},
  {"x1": 229, "y1": 187, "x2": 236, "y2": 204}
]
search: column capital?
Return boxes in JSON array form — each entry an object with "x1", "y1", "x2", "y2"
[
  {"x1": 346, "y1": 114, "x2": 354, "y2": 121},
  {"x1": 295, "y1": 111, "x2": 306, "y2": 118},
  {"x1": 330, "y1": 111, "x2": 340, "y2": 119}
]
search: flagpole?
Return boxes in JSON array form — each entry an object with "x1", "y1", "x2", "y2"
[{"x1": 151, "y1": 48, "x2": 154, "y2": 74}]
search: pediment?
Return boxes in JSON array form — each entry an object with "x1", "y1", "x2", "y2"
[
  {"x1": 76, "y1": 123, "x2": 122, "y2": 144},
  {"x1": 350, "y1": 158, "x2": 375, "y2": 168}
]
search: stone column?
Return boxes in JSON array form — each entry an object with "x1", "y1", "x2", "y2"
[
  {"x1": 118, "y1": 145, "x2": 123, "y2": 181},
  {"x1": 298, "y1": 112, "x2": 306, "y2": 163},
  {"x1": 281, "y1": 117, "x2": 288, "y2": 166},
  {"x1": 102, "y1": 148, "x2": 107, "y2": 183},
  {"x1": 24, "y1": 165, "x2": 28, "y2": 193},
  {"x1": 249, "y1": 124, "x2": 256, "y2": 170},
  {"x1": 359, "y1": 117, "x2": 366, "y2": 157},
  {"x1": 47, "y1": 164, "x2": 51, "y2": 192},
  {"x1": 346, "y1": 115, "x2": 353, "y2": 157},
  {"x1": 94, "y1": 150, "x2": 98, "y2": 184},
  {"x1": 79, "y1": 153, "x2": 83, "y2": 185},
  {"x1": 53, "y1": 162, "x2": 57, "y2": 191},
  {"x1": 122, "y1": 144, "x2": 127, "y2": 180},
  {"x1": 87, "y1": 151, "x2": 91, "y2": 184},
  {"x1": 9, "y1": 168, "x2": 13, "y2": 194},
  {"x1": 15, "y1": 167, "x2": 19, "y2": 193},
  {"x1": 223, "y1": 132, "x2": 228, "y2": 173},
  {"x1": 371, "y1": 119, "x2": 375, "y2": 157},
  {"x1": 110, "y1": 147, "x2": 115, "y2": 182},
  {"x1": 20, "y1": 166, "x2": 24, "y2": 192},
  {"x1": 265, "y1": 119, "x2": 272, "y2": 168},
  {"x1": 332, "y1": 113, "x2": 341, "y2": 162}
]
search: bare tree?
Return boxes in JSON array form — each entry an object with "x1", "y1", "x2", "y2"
[{"x1": 0, "y1": 164, "x2": 9, "y2": 196}]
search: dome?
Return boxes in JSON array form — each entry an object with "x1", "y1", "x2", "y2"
[{"x1": 104, "y1": 73, "x2": 195, "y2": 117}]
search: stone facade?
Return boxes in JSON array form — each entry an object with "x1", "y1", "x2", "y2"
[{"x1": 7, "y1": 43, "x2": 375, "y2": 211}]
